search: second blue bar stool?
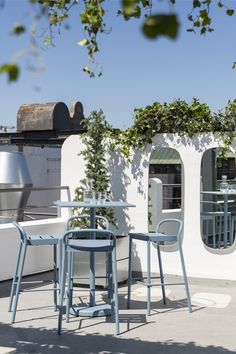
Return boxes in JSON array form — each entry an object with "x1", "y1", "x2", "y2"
[{"x1": 127, "y1": 218, "x2": 192, "y2": 315}]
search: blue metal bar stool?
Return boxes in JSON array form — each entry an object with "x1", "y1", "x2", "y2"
[
  {"x1": 65, "y1": 215, "x2": 112, "y2": 306},
  {"x1": 57, "y1": 228, "x2": 119, "y2": 335},
  {"x1": 8, "y1": 221, "x2": 61, "y2": 324},
  {"x1": 127, "y1": 218, "x2": 192, "y2": 315}
]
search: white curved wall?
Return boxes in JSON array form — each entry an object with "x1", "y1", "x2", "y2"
[{"x1": 61, "y1": 133, "x2": 236, "y2": 281}]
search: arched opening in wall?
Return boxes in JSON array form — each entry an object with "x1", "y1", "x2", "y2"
[
  {"x1": 148, "y1": 148, "x2": 182, "y2": 232},
  {"x1": 201, "y1": 147, "x2": 236, "y2": 251}
]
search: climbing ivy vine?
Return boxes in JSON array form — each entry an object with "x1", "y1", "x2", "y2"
[
  {"x1": 109, "y1": 98, "x2": 236, "y2": 158},
  {"x1": 74, "y1": 98, "x2": 236, "y2": 226},
  {"x1": 1, "y1": 0, "x2": 236, "y2": 80}
]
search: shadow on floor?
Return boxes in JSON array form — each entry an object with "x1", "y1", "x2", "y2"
[{"x1": 0, "y1": 322, "x2": 234, "y2": 354}]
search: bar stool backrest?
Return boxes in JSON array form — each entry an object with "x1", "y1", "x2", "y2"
[
  {"x1": 12, "y1": 221, "x2": 27, "y2": 244},
  {"x1": 66, "y1": 215, "x2": 109, "y2": 231},
  {"x1": 156, "y1": 218, "x2": 183, "y2": 241}
]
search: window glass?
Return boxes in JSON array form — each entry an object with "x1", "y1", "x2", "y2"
[
  {"x1": 149, "y1": 148, "x2": 182, "y2": 210},
  {"x1": 148, "y1": 148, "x2": 182, "y2": 232}
]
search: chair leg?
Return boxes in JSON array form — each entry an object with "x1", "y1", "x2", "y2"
[
  {"x1": 11, "y1": 243, "x2": 27, "y2": 324},
  {"x1": 127, "y1": 236, "x2": 132, "y2": 309},
  {"x1": 57, "y1": 239, "x2": 62, "y2": 301},
  {"x1": 53, "y1": 244, "x2": 58, "y2": 311},
  {"x1": 69, "y1": 252, "x2": 74, "y2": 307},
  {"x1": 147, "y1": 240, "x2": 151, "y2": 316},
  {"x1": 107, "y1": 253, "x2": 112, "y2": 299},
  {"x1": 58, "y1": 246, "x2": 66, "y2": 335},
  {"x1": 156, "y1": 243, "x2": 166, "y2": 305},
  {"x1": 9, "y1": 243, "x2": 23, "y2": 312},
  {"x1": 66, "y1": 251, "x2": 73, "y2": 322},
  {"x1": 112, "y1": 248, "x2": 120, "y2": 335},
  {"x1": 178, "y1": 241, "x2": 192, "y2": 313}
]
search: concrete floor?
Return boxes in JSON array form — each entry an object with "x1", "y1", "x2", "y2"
[{"x1": 0, "y1": 273, "x2": 236, "y2": 354}]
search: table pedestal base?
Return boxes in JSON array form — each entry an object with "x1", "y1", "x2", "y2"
[{"x1": 70, "y1": 303, "x2": 112, "y2": 317}]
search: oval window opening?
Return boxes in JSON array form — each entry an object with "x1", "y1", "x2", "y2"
[
  {"x1": 148, "y1": 148, "x2": 182, "y2": 233},
  {"x1": 201, "y1": 147, "x2": 236, "y2": 250}
]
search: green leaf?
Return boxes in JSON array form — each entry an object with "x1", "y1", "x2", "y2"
[
  {"x1": 193, "y1": 0, "x2": 201, "y2": 8},
  {"x1": 141, "y1": 0, "x2": 150, "y2": 7},
  {"x1": 135, "y1": 5, "x2": 141, "y2": 18},
  {"x1": 142, "y1": 14, "x2": 179, "y2": 40},
  {"x1": 218, "y1": 1, "x2": 223, "y2": 8},
  {"x1": 199, "y1": 9, "x2": 208, "y2": 19},
  {"x1": 232, "y1": 62, "x2": 236, "y2": 70},
  {"x1": 226, "y1": 9, "x2": 235, "y2": 16},
  {"x1": 44, "y1": 35, "x2": 51, "y2": 46},
  {"x1": 194, "y1": 20, "x2": 201, "y2": 27},
  {"x1": 78, "y1": 38, "x2": 89, "y2": 46},
  {"x1": 122, "y1": 0, "x2": 138, "y2": 16},
  {"x1": 0, "y1": 63, "x2": 19, "y2": 81},
  {"x1": 202, "y1": 17, "x2": 211, "y2": 26},
  {"x1": 83, "y1": 65, "x2": 90, "y2": 73},
  {"x1": 11, "y1": 23, "x2": 25, "y2": 35}
]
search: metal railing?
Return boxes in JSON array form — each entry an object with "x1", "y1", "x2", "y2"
[{"x1": 0, "y1": 185, "x2": 70, "y2": 222}]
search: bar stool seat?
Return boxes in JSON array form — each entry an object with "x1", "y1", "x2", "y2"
[
  {"x1": 9, "y1": 222, "x2": 61, "y2": 324},
  {"x1": 127, "y1": 218, "x2": 192, "y2": 315}
]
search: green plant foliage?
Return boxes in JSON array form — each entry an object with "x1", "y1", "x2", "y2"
[
  {"x1": 79, "y1": 0, "x2": 105, "y2": 77},
  {"x1": 71, "y1": 100, "x2": 236, "y2": 230},
  {"x1": 142, "y1": 14, "x2": 179, "y2": 40},
  {"x1": 73, "y1": 98, "x2": 236, "y2": 229},
  {"x1": 1, "y1": 0, "x2": 236, "y2": 80},
  {"x1": 11, "y1": 23, "x2": 25, "y2": 35},
  {"x1": 73, "y1": 110, "x2": 117, "y2": 227},
  {"x1": 109, "y1": 98, "x2": 236, "y2": 158},
  {"x1": 0, "y1": 63, "x2": 19, "y2": 81}
]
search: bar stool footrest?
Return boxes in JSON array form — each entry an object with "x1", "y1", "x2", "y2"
[{"x1": 70, "y1": 303, "x2": 112, "y2": 317}]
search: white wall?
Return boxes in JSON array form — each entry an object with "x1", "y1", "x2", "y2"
[{"x1": 61, "y1": 133, "x2": 236, "y2": 281}]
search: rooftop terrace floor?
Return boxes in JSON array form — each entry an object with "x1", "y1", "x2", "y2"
[{"x1": 0, "y1": 273, "x2": 235, "y2": 354}]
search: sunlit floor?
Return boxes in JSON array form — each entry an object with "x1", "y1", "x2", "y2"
[{"x1": 0, "y1": 273, "x2": 236, "y2": 354}]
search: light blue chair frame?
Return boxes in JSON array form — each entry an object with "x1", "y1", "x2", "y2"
[
  {"x1": 57, "y1": 228, "x2": 119, "y2": 335},
  {"x1": 65, "y1": 215, "x2": 112, "y2": 304},
  {"x1": 127, "y1": 218, "x2": 192, "y2": 315},
  {"x1": 8, "y1": 221, "x2": 61, "y2": 324}
]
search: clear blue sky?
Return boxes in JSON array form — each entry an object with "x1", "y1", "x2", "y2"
[{"x1": 0, "y1": 0, "x2": 236, "y2": 130}]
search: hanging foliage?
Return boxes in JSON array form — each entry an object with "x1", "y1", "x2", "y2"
[
  {"x1": 73, "y1": 109, "x2": 117, "y2": 227},
  {"x1": 74, "y1": 98, "x2": 236, "y2": 227},
  {"x1": 109, "y1": 98, "x2": 236, "y2": 158}
]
